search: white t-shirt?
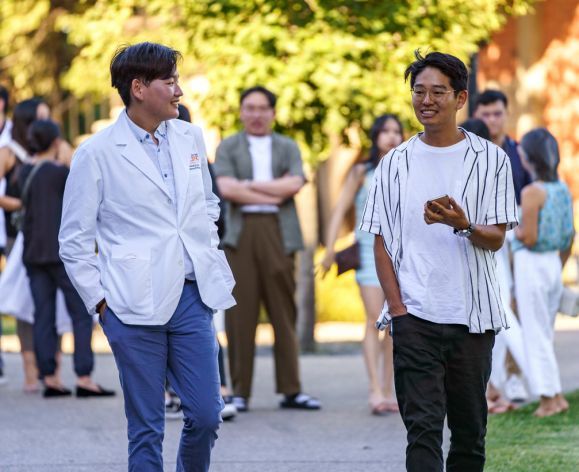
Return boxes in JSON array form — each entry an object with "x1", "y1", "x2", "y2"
[
  {"x1": 241, "y1": 134, "x2": 279, "y2": 213},
  {"x1": 397, "y1": 137, "x2": 469, "y2": 325}
]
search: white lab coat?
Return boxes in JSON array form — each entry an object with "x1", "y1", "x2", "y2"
[{"x1": 59, "y1": 112, "x2": 235, "y2": 325}]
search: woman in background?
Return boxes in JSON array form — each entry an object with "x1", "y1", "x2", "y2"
[
  {"x1": 321, "y1": 114, "x2": 404, "y2": 415},
  {"x1": 16, "y1": 119, "x2": 113, "y2": 398},
  {"x1": 512, "y1": 128, "x2": 575, "y2": 417},
  {"x1": 0, "y1": 99, "x2": 54, "y2": 391},
  {"x1": 461, "y1": 118, "x2": 527, "y2": 414}
]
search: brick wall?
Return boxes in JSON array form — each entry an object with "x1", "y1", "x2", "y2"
[{"x1": 477, "y1": 0, "x2": 579, "y2": 198}]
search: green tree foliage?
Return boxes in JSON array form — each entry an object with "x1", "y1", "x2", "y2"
[
  {"x1": 0, "y1": 0, "x2": 86, "y2": 118},
  {"x1": 2, "y1": 0, "x2": 534, "y2": 164}
]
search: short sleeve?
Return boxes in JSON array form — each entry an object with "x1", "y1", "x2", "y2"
[
  {"x1": 286, "y1": 140, "x2": 305, "y2": 179},
  {"x1": 359, "y1": 165, "x2": 382, "y2": 235},
  {"x1": 485, "y1": 150, "x2": 519, "y2": 230},
  {"x1": 213, "y1": 140, "x2": 237, "y2": 178}
]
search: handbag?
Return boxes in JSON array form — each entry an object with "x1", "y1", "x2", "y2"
[
  {"x1": 558, "y1": 286, "x2": 579, "y2": 317},
  {"x1": 335, "y1": 241, "x2": 361, "y2": 275}
]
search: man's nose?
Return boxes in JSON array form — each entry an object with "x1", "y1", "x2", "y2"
[
  {"x1": 422, "y1": 92, "x2": 434, "y2": 105},
  {"x1": 175, "y1": 84, "x2": 184, "y2": 97}
]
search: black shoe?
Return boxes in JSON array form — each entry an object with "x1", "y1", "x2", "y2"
[
  {"x1": 43, "y1": 386, "x2": 72, "y2": 398},
  {"x1": 280, "y1": 392, "x2": 321, "y2": 410},
  {"x1": 0, "y1": 368, "x2": 7, "y2": 387},
  {"x1": 76, "y1": 385, "x2": 116, "y2": 398}
]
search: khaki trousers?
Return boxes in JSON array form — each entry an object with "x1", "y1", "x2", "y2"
[{"x1": 225, "y1": 214, "x2": 301, "y2": 399}]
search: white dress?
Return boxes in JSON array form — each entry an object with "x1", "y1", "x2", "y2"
[{"x1": 0, "y1": 232, "x2": 72, "y2": 334}]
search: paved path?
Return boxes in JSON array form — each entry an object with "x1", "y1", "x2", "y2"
[{"x1": 1, "y1": 320, "x2": 578, "y2": 471}]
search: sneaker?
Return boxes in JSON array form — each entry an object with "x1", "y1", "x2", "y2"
[
  {"x1": 232, "y1": 395, "x2": 248, "y2": 412},
  {"x1": 504, "y1": 375, "x2": 529, "y2": 403},
  {"x1": 165, "y1": 396, "x2": 183, "y2": 420},
  {"x1": 221, "y1": 396, "x2": 237, "y2": 421}
]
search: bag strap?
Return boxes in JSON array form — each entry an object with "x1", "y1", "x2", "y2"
[
  {"x1": 7, "y1": 140, "x2": 31, "y2": 163},
  {"x1": 20, "y1": 160, "x2": 50, "y2": 209}
]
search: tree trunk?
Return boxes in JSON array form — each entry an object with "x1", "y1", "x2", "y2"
[{"x1": 295, "y1": 171, "x2": 318, "y2": 352}]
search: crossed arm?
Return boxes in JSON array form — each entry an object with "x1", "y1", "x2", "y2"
[{"x1": 217, "y1": 174, "x2": 304, "y2": 205}]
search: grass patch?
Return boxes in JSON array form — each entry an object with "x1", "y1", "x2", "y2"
[
  {"x1": 1, "y1": 315, "x2": 16, "y2": 335},
  {"x1": 486, "y1": 390, "x2": 579, "y2": 471}
]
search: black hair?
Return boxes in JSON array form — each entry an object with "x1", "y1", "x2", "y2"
[
  {"x1": 0, "y1": 85, "x2": 9, "y2": 114},
  {"x1": 27, "y1": 120, "x2": 60, "y2": 154},
  {"x1": 460, "y1": 118, "x2": 491, "y2": 141},
  {"x1": 475, "y1": 89, "x2": 508, "y2": 109},
  {"x1": 520, "y1": 128, "x2": 560, "y2": 182},
  {"x1": 177, "y1": 103, "x2": 191, "y2": 123},
  {"x1": 404, "y1": 49, "x2": 468, "y2": 95},
  {"x1": 110, "y1": 42, "x2": 182, "y2": 107},
  {"x1": 367, "y1": 114, "x2": 404, "y2": 167},
  {"x1": 12, "y1": 98, "x2": 46, "y2": 151},
  {"x1": 240, "y1": 86, "x2": 276, "y2": 108}
]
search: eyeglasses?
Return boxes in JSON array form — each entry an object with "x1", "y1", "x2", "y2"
[
  {"x1": 241, "y1": 105, "x2": 273, "y2": 114},
  {"x1": 411, "y1": 87, "x2": 456, "y2": 101}
]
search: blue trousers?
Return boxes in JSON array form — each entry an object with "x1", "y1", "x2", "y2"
[{"x1": 101, "y1": 281, "x2": 222, "y2": 472}]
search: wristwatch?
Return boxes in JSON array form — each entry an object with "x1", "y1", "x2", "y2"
[{"x1": 454, "y1": 223, "x2": 475, "y2": 238}]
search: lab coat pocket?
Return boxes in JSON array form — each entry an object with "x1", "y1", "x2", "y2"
[
  {"x1": 108, "y1": 246, "x2": 153, "y2": 315},
  {"x1": 213, "y1": 249, "x2": 235, "y2": 292}
]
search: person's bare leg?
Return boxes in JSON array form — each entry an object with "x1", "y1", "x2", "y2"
[
  {"x1": 21, "y1": 350, "x2": 39, "y2": 392},
  {"x1": 359, "y1": 285, "x2": 389, "y2": 412},
  {"x1": 380, "y1": 327, "x2": 396, "y2": 410},
  {"x1": 54, "y1": 347, "x2": 63, "y2": 386},
  {"x1": 76, "y1": 375, "x2": 103, "y2": 391}
]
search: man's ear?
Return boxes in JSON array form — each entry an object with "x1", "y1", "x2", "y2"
[
  {"x1": 130, "y1": 79, "x2": 145, "y2": 103},
  {"x1": 456, "y1": 90, "x2": 468, "y2": 111}
]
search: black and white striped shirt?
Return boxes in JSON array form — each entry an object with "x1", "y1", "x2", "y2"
[{"x1": 360, "y1": 129, "x2": 519, "y2": 333}]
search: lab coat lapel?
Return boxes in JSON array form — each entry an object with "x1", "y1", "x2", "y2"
[
  {"x1": 167, "y1": 121, "x2": 196, "y2": 220},
  {"x1": 113, "y1": 113, "x2": 171, "y2": 199}
]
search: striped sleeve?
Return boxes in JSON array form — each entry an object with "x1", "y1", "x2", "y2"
[
  {"x1": 359, "y1": 165, "x2": 382, "y2": 235},
  {"x1": 485, "y1": 148, "x2": 519, "y2": 230}
]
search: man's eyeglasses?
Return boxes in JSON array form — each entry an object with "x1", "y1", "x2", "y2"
[
  {"x1": 411, "y1": 87, "x2": 456, "y2": 101},
  {"x1": 241, "y1": 105, "x2": 273, "y2": 114}
]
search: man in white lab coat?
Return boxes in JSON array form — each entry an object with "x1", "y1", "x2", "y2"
[{"x1": 59, "y1": 42, "x2": 236, "y2": 472}]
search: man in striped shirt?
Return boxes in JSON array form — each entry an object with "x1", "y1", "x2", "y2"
[{"x1": 360, "y1": 51, "x2": 518, "y2": 472}]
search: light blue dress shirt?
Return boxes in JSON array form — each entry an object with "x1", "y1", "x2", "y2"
[{"x1": 125, "y1": 112, "x2": 196, "y2": 280}]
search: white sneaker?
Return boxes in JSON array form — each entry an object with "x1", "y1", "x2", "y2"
[
  {"x1": 504, "y1": 375, "x2": 529, "y2": 403},
  {"x1": 221, "y1": 397, "x2": 237, "y2": 421},
  {"x1": 165, "y1": 395, "x2": 183, "y2": 420}
]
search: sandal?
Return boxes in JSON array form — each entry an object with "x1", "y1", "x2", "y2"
[{"x1": 280, "y1": 392, "x2": 321, "y2": 410}]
